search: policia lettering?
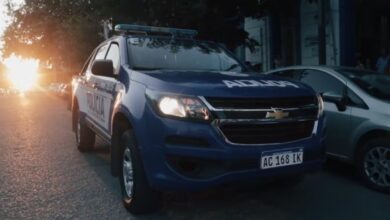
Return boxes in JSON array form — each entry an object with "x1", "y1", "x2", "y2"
[
  {"x1": 87, "y1": 93, "x2": 105, "y2": 122},
  {"x1": 223, "y1": 80, "x2": 299, "y2": 89}
]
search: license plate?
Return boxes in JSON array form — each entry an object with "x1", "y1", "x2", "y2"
[{"x1": 261, "y1": 148, "x2": 303, "y2": 169}]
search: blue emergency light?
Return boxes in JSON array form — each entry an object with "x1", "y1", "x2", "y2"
[{"x1": 114, "y1": 24, "x2": 198, "y2": 37}]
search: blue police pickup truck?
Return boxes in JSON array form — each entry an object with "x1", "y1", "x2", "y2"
[{"x1": 71, "y1": 24, "x2": 326, "y2": 214}]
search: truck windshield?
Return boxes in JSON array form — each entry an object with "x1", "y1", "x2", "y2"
[
  {"x1": 127, "y1": 36, "x2": 246, "y2": 72},
  {"x1": 337, "y1": 68, "x2": 390, "y2": 100}
]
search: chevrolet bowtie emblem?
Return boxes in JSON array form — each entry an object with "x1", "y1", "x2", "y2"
[{"x1": 266, "y1": 108, "x2": 289, "y2": 120}]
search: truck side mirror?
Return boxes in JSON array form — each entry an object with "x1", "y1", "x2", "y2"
[
  {"x1": 91, "y1": 60, "x2": 115, "y2": 77},
  {"x1": 322, "y1": 92, "x2": 347, "y2": 112}
]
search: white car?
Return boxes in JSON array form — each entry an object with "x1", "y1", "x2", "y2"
[{"x1": 265, "y1": 66, "x2": 390, "y2": 193}]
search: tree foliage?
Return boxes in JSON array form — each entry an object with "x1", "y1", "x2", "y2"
[{"x1": 2, "y1": 0, "x2": 262, "y2": 73}]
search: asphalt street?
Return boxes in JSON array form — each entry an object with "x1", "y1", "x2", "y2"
[{"x1": 0, "y1": 93, "x2": 388, "y2": 220}]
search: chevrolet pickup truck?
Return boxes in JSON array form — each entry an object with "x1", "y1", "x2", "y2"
[{"x1": 71, "y1": 24, "x2": 326, "y2": 214}]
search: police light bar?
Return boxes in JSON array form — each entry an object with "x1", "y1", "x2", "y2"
[{"x1": 114, "y1": 24, "x2": 198, "y2": 37}]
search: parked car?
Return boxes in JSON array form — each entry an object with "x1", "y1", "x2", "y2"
[
  {"x1": 71, "y1": 25, "x2": 326, "y2": 214},
  {"x1": 265, "y1": 66, "x2": 390, "y2": 193}
]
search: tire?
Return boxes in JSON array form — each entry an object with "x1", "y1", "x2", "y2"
[
  {"x1": 357, "y1": 138, "x2": 390, "y2": 193},
  {"x1": 118, "y1": 130, "x2": 161, "y2": 214},
  {"x1": 75, "y1": 111, "x2": 95, "y2": 152},
  {"x1": 273, "y1": 175, "x2": 304, "y2": 188}
]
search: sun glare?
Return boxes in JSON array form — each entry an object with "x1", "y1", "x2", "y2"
[{"x1": 4, "y1": 55, "x2": 39, "y2": 92}]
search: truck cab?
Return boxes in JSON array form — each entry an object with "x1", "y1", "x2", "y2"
[{"x1": 72, "y1": 24, "x2": 326, "y2": 214}]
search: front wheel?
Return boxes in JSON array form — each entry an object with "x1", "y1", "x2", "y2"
[
  {"x1": 119, "y1": 130, "x2": 161, "y2": 214},
  {"x1": 357, "y1": 138, "x2": 390, "y2": 193}
]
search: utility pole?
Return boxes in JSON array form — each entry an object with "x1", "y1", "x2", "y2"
[{"x1": 318, "y1": 0, "x2": 326, "y2": 65}]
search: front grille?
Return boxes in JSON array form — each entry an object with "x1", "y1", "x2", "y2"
[
  {"x1": 206, "y1": 96, "x2": 317, "y2": 109},
  {"x1": 219, "y1": 121, "x2": 314, "y2": 145},
  {"x1": 204, "y1": 96, "x2": 318, "y2": 145},
  {"x1": 214, "y1": 108, "x2": 318, "y2": 120}
]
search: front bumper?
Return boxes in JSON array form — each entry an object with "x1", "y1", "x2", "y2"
[{"x1": 136, "y1": 108, "x2": 326, "y2": 191}]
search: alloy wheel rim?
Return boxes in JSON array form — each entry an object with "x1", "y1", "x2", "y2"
[
  {"x1": 364, "y1": 146, "x2": 390, "y2": 187},
  {"x1": 123, "y1": 147, "x2": 134, "y2": 197}
]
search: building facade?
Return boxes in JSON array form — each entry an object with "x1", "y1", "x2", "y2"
[{"x1": 245, "y1": 0, "x2": 390, "y2": 72}]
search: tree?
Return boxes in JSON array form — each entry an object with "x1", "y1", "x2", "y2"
[
  {"x1": 2, "y1": 0, "x2": 262, "y2": 74},
  {"x1": 3, "y1": 0, "x2": 102, "y2": 73}
]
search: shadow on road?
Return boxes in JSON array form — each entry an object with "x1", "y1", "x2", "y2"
[{"x1": 324, "y1": 158, "x2": 358, "y2": 182}]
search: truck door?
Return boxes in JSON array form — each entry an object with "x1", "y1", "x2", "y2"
[
  {"x1": 77, "y1": 44, "x2": 108, "y2": 126},
  {"x1": 85, "y1": 42, "x2": 120, "y2": 137}
]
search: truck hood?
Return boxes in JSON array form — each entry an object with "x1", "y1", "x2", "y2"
[{"x1": 130, "y1": 69, "x2": 316, "y2": 98}]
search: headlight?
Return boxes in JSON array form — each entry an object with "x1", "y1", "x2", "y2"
[
  {"x1": 146, "y1": 90, "x2": 211, "y2": 121},
  {"x1": 317, "y1": 94, "x2": 324, "y2": 118},
  {"x1": 159, "y1": 97, "x2": 187, "y2": 117}
]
